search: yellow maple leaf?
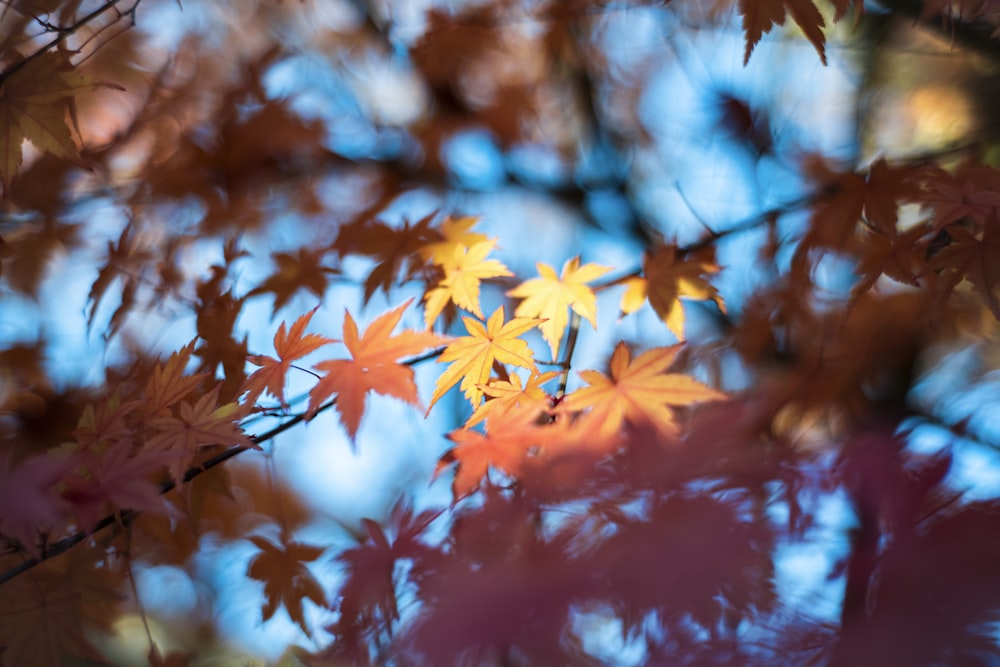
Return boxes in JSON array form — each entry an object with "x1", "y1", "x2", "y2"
[
  {"x1": 428, "y1": 305, "x2": 542, "y2": 411},
  {"x1": 561, "y1": 341, "x2": 726, "y2": 438},
  {"x1": 466, "y1": 369, "x2": 559, "y2": 426},
  {"x1": 619, "y1": 245, "x2": 725, "y2": 340},
  {"x1": 507, "y1": 256, "x2": 611, "y2": 357},
  {"x1": 423, "y1": 239, "x2": 512, "y2": 328},
  {"x1": 307, "y1": 300, "x2": 448, "y2": 440},
  {"x1": 0, "y1": 52, "x2": 114, "y2": 191},
  {"x1": 420, "y1": 215, "x2": 489, "y2": 264}
]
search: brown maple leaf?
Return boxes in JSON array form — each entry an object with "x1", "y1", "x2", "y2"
[
  {"x1": 739, "y1": 0, "x2": 826, "y2": 65},
  {"x1": 247, "y1": 248, "x2": 337, "y2": 315},
  {"x1": 333, "y1": 212, "x2": 440, "y2": 303},
  {"x1": 620, "y1": 245, "x2": 725, "y2": 340},
  {"x1": 0, "y1": 588, "x2": 105, "y2": 667},
  {"x1": 927, "y1": 213, "x2": 1000, "y2": 319},
  {"x1": 0, "y1": 51, "x2": 116, "y2": 191},
  {"x1": 247, "y1": 536, "x2": 326, "y2": 636}
]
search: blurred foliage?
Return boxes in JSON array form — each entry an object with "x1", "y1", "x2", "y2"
[{"x1": 4, "y1": 1, "x2": 1000, "y2": 666}]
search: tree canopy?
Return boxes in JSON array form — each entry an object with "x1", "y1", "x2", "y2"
[{"x1": 3, "y1": 0, "x2": 1000, "y2": 665}]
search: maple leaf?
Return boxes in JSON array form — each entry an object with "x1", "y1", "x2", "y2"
[
  {"x1": 242, "y1": 307, "x2": 334, "y2": 408},
  {"x1": 620, "y1": 245, "x2": 725, "y2": 340},
  {"x1": 561, "y1": 342, "x2": 726, "y2": 438},
  {"x1": 145, "y1": 387, "x2": 258, "y2": 484},
  {"x1": 466, "y1": 370, "x2": 559, "y2": 427},
  {"x1": 0, "y1": 450, "x2": 75, "y2": 555},
  {"x1": 0, "y1": 588, "x2": 105, "y2": 667},
  {"x1": 247, "y1": 248, "x2": 337, "y2": 315},
  {"x1": 420, "y1": 215, "x2": 489, "y2": 263},
  {"x1": 63, "y1": 438, "x2": 177, "y2": 529},
  {"x1": 507, "y1": 257, "x2": 611, "y2": 358},
  {"x1": 334, "y1": 213, "x2": 440, "y2": 303},
  {"x1": 919, "y1": 163, "x2": 1000, "y2": 231},
  {"x1": 423, "y1": 240, "x2": 513, "y2": 328},
  {"x1": 142, "y1": 341, "x2": 208, "y2": 416},
  {"x1": 332, "y1": 518, "x2": 400, "y2": 645},
  {"x1": 307, "y1": 300, "x2": 448, "y2": 440},
  {"x1": 853, "y1": 224, "x2": 927, "y2": 297},
  {"x1": 428, "y1": 306, "x2": 542, "y2": 411},
  {"x1": 0, "y1": 52, "x2": 113, "y2": 191},
  {"x1": 440, "y1": 409, "x2": 553, "y2": 498},
  {"x1": 927, "y1": 213, "x2": 1000, "y2": 319},
  {"x1": 739, "y1": 0, "x2": 826, "y2": 65},
  {"x1": 246, "y1": 536, "x2": 326, "y2": 636}
]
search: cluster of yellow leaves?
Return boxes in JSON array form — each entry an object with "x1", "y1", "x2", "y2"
[{"x1": 240, "y1": 216, "x2": 730, "y2": 499}]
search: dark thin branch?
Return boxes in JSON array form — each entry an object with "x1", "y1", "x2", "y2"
[
  {"x1": 0, "y1": 345, "x2": 447, "y2": 586},
  {"x1": 0, "y1": 0, "x2": 137, "y2": 85}
]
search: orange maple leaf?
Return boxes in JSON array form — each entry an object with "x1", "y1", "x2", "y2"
[
  {"x1": 561, "y1": 342, "x2": 726, "y2": 438},
  {"x1": 145, "y1": 387, "x2": 258, "y2": 483},
  {"x1": 142, "y1": 341, "x2": 208, "y2": 416},
  {"x1": 242, "y1": 307, "x2": 335, "y2": 408},
  {"x1": 507, "y1": 257, "x2": 610, "y2": 358},
  {"x1": 428, "y1": 306, "x2": 542, "y2": 411},
  {"x1": 439, "y1": 409, "x2": 553, "y2": 498},
  {"x1": 307, "y1": 300, "x2": 448, "y2": 440},
  {"x1": 619, "y1": 245, "x2": 725, "y2": 340},
  {"x1": 739, "y1": 0, "x2": 826, "y2": 65},
  {"x1": 246, "y1": 536, "x2": 326, "y2": 636},
  {"x1": 422, "y1": 240, "x2": 512, "y2": 328}
]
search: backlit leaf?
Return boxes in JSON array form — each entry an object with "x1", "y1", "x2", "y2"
[
  {"x1": 507, "y1": 257, "x2": 610, "y2": 358},
  {"x1": 561, "y1": 342, "x2": 726, "y2": 438},
  {"x1": 307, "y1": 300, "x2": 448, "y2": 440},
  {"x1": 428, "y1": 306, "x2": 541, "y2": 411}
]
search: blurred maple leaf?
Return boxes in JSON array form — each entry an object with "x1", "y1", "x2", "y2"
[
  {"x1": 142, "y1": 341, "x2": 208, "y2": 416},
  {"x1": 422, "y1": 239, "x2": 513, "y2": 328},
  {"x1": 0, "y1": 588, "x2": 105, "y2": 667},
  {"x1": 561, "y1": 342, "x2": 726, "y2": 438},
  {"x1": 246, "y1": 536, "x2": 326, "y2": 636},
  {"x1": 738, "y1": 0, "x2": 826, "y2": 65},
  {"x1": 420, "y1": 215, "x2": 489, "y2": 264},
  {"x1": 307, "y1": 300, "x2": 447, "y2": 440},
  {"x1": 247, "y1": 248, "x2": 337, "y2": 315},
  {"x1": 507, "y1": 257, "x2": 610, "y2": 358},
  {"x1": 334, "y1": 213, "x2": 440, "y2": 303},
  {"x1": 620, "y1": 245, "x2": 725, "y2": 340},
  {"x1": 440, "y1": 408, "x2": 558, "y2": 498},
  {"x1": 0, "y1": 51, "x2": 116, "y2": 192},
  {"x1": 145, "y1": 387, "x2": 258, "y2": 484},
  {"x1": 0, "y1": 450, "x2": 75, "y2": 555},
  {"x1": 242, "y1": 307, "x2": 334, "y2": 408},
  {"x1": 428, "y1": 306, "x2": 542, "y2": 411},
  {"x1": 927, "y1": 213, "x2": 1000, "y2": 319}
]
